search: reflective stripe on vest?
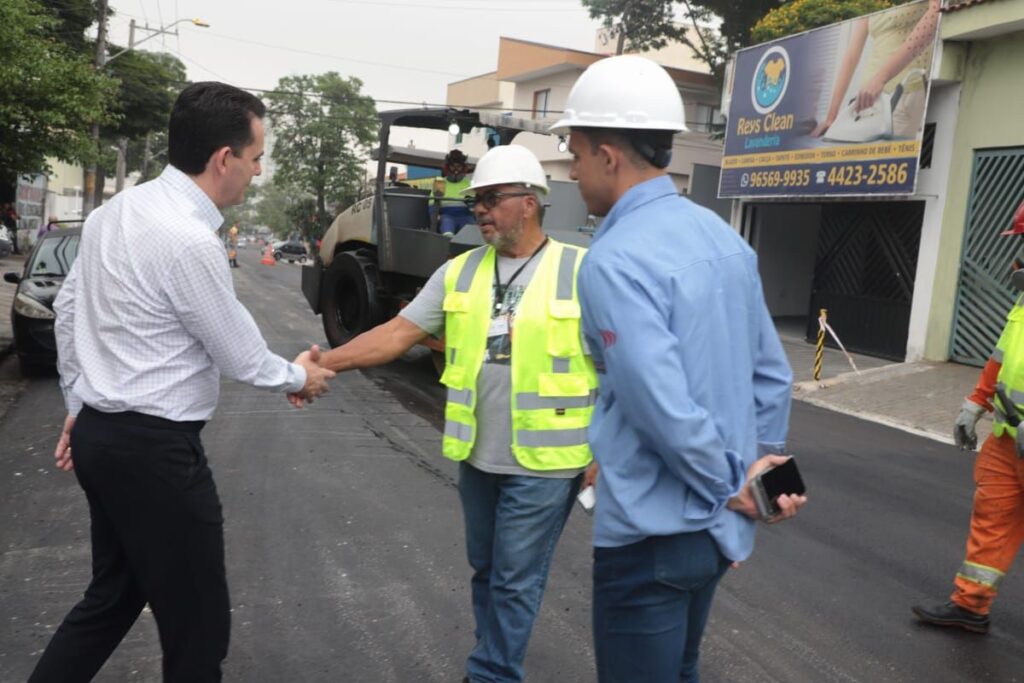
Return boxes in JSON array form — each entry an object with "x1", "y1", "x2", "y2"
[
  {"x1": 957, "y1": 561, "x2": 1005, "y2": 589},
  {"x1": 439, "y1": 239, "x2": 597, "y2": 470}
]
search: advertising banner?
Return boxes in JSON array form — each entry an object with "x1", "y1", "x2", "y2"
[{"x1": 719, "y1": 0, "x2": 940, "y2": 198}]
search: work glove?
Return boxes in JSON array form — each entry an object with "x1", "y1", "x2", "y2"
[{"x1": 953, "y1": 400, "x2": 985, "y2": 451}]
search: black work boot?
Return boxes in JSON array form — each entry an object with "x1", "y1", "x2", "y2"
[{"x1": 912, "y1": 601, "x2": 990, "y2": 634}]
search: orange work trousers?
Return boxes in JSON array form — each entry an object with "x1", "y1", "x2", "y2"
[{"x1": 951, "y1": 433, "x2": 1024, "y2": 615}]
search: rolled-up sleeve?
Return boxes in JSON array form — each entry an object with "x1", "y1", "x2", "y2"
[{"x1": 167, "y1": 240, "x2": 306, "y2": 393}]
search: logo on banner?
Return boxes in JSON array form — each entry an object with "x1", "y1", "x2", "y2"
[{"x1": 751, "y1": 46, "x2": 790, "y2": 114}]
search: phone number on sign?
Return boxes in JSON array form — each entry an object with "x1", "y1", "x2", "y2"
[
  {"x1": 741, "y1": 169, "x2": 811, "y2": 189},
  {"x1": 827, "y1": 162, "x2": 910, "y2": 187}
]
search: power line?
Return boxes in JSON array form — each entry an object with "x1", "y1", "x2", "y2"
[
  {"x1": 325, "y1": 0, "x2": 585, "y2": 9},
  {"x1": 180, "y1": 26, "x2": 475, "y2": 78}
]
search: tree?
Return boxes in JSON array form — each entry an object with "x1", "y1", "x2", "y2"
[
  {"x1": 266, "y1": 72, "x2": 377, "y2": 238},
  {"x1": 103, "y1": 50, "x2": 186, "y2": 141},
  {"x1": 583, "y1": 0, "x2": 728, "y2": 79},
  {"x1": 95, "y1": 49, "x2": 187, "y2": 198},
  {"x1": 750, "y1": 0, "x2": 893, "y2": 43},
  {"x1": 284, "y1": 197, "x2": 321, "y2": 243},
  {"x1": 0, "y1": 0, "x2": 117, "y2": 183}
]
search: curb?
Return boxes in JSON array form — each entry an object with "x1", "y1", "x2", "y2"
[
  {"x1": 792, "y1": 361, "x2": 925, "y2": 394},
  {"x1": 793, "y1": 391, "x2": 954, "y2": 445}
]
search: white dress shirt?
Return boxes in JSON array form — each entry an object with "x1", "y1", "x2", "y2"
[{"x1": 54, "y1": 165, "x2": 306, "y2": 421}]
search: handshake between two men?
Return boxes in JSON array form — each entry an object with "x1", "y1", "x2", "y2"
[{"x1": 289, "y1": 344, "x2": 336, "y2": 408}]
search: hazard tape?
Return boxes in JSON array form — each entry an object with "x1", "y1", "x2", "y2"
[{"x1": 819, "y1": 314, "x2": 860, "y2": 375}]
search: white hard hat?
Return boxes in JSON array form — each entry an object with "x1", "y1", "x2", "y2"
[
  {"x1": 464, "y1": 144, "x2": 549, "y2": 195},
  {"x1": 549, "y1": 55, "x2": 687, "y2": 134}
]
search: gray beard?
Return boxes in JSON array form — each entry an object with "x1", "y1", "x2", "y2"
[{"x1": 483, "y1": 218, "x2": 525, "y2": 254}]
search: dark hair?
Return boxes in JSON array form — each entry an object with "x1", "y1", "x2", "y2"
[
  {"x1": 168, "y1": 82, "x2": 266, "y2": 175},
  {"x1": 578, "y1": 127, "x2": 675, "y2": 169}
]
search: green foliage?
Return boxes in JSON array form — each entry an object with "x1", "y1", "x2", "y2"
[
  {"x1": 284, "y1": 197, "x2": 321, "y2": 242},
  {"x1": 0, "y1": 0, "x2": 117, "y2": 181},
  {"x1": 266, "y1": 72, "x2": 377, "y2": 236},
  {"x1": 699, "y1": 0, "x2": 786, "y2": 53},
  {"x1": 583, "y1": 0, "x2": 729, "y2": 80},
  {"x1": 103, "y1": 50, "x2": 187, "y2": 140},
  {"x1": 38, "y1": 0, "x2": 101, "y2": 55},
  {"x1": 751, "y1": 0, "x2": 892, "y2": 42}
]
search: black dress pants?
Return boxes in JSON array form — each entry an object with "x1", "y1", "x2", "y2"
[{"x1": 30, "y1": 406, "x2": 230, "y2": 683}]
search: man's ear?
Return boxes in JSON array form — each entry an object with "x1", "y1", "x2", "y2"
[
  {"x1": 597, "y1": 143, "x2": 620, "y2": 175},
  {"x1": 209, "y1": 146, "x2": 233, "y2": 176}
]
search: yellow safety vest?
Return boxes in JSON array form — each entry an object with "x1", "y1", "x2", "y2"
[
  {"x1": 439, "y1": 239, "x2": 597, "y2": 470},
  {"x1": 441, "y1": 177, "x2": 471, "y2": 206},
  {"x1": 992, "y1": 296, "x2": 1024, "y2": 438}
]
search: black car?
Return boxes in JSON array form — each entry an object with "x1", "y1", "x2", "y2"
[
  {"x1": 4, "y1": 228, "x2": 81, "y2": 373},
  {"x1": 273, "y1": 240, "x2": 308, "y2": 263}
]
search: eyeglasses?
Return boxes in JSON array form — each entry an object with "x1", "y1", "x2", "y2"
[{"x1": 463, "y1": 191, "x2": 533, "y2": 210}]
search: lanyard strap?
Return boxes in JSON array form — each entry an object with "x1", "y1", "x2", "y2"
[{"x1": 493, "y1": 237, "x2": 549, "y2": 315}]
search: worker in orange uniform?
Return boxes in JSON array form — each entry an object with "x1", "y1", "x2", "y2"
[{"x1": 913, "y1": 200, "x2": 1024, "y2": 634}]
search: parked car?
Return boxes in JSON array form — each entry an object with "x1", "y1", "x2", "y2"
[
  {"x1": 3, "y1": 228, "x2": 81, "y2": 373},
  {"x1": 273, "y1": 240, "x2": 308, "y2": 263},
  {"x1": 0, "y1": 225, "x2": 12, "y2": 258}
]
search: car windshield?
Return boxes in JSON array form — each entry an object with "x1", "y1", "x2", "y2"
[{"x1": 29, "y1": 233, "x2": 80, "y2": 276}]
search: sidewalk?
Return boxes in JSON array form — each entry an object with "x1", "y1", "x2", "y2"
[
  {"x1": 0, "y1": 253, "x2": 27, "y2": 359},
  {"x1": 782, "y1": 332, "x2": 985, "y2": 446}
]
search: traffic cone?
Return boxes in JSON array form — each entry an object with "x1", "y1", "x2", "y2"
[{"x1": 261, "y1": 244, "x2": 275, "y2": 266}]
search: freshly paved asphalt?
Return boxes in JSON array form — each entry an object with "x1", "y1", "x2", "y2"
[{"x1": 2, "y1": 247, "x2": 1023, "y2": 682}]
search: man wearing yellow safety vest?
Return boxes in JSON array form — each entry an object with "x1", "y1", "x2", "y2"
[
  {"x1": 913, "y1": 200, "x2": 1024, "y2": 634},
  {"x1": 434, "y1": 149, "x2": 475, "y2": 236},
  {"x1": 312, "y1": 144, "x2": 596, "y2": 683}
]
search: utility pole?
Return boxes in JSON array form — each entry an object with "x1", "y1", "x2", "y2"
[
  {"x1": 114, "y1": 20, "x2": 136, "y2": 194},
  {"x1": 111, "y1": 18, "x2": 209, "y2": 193},
  {"x1": 82, "y1": 0, "x2": 108, "y2": 217}
]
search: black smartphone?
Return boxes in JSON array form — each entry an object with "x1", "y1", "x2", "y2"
[{"x1": 751, "y1": 457, "x2": 806, "y2": 520}]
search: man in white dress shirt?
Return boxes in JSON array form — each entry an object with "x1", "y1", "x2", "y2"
[{"x1": 30, "y1": 82, "x2": 334, "y2": 683}]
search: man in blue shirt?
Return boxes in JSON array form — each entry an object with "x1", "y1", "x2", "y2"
[{"x1": 551, "y1": 55, "x2": 807, "y2": 682}]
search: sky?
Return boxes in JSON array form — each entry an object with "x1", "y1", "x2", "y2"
[{"x1": 103, "y1": 0, "x2": 607, "y2": 109}]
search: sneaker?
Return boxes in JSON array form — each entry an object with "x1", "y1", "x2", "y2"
[{"x1": 912, "y1": 601, "x2": 990, "y2": 634}]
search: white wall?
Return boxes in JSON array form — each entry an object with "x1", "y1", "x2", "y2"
[
  {"x1": 905, "y1": 82, "x2": 961, "y2": 361},
  {"x1": 752, "y1": 204, "x2": 822, "y2": 317}
]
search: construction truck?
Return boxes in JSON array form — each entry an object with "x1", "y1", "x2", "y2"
[{"x1": 301, "y1": 108, "x2": 591, "y2": 354}]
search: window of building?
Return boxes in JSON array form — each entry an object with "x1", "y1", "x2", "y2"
[{"x1": 532, "y1": 89, "x2": 550, "y2": 119}]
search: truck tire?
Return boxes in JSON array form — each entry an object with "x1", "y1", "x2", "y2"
[{"x1": 321, "y1": 251, "x2": 385, "y2": 347}]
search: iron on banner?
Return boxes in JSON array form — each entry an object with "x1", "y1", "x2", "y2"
[{"x1": 719, "y1": 0, "x2": 940, "y2": 198}]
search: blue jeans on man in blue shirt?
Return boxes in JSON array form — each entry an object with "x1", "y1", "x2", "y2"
[
  {"x1": 593, "y1": 530, "x2": 730, "y2": 683},
  {"x1": 458, "y1": 462, "x2": 580, "y2": 683}
]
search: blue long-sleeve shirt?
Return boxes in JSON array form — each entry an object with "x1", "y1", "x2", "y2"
[{"x1": 579, "y1": 175, "x2": 792, "y2": 561}]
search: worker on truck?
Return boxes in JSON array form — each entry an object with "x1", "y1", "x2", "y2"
[
  {"x1": 913, "y1": 200, "x2": 1024, "y2": 635},
  {"x1": 303, "y1": 144, "x2": 597, "y2": 683},
  {"x1": 433, "y1": 149, "x2": 474, "y2": 236}
]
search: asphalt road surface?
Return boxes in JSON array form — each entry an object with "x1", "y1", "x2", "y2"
[{"x1": 2, "y1": 247, "x2": 1023, "y2": 682}]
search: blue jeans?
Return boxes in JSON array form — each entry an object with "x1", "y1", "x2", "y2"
[
  {"x1": 458, "y1": 462, "x2": 581, "y2": 683},
  {"x1": 437, "y1": 206, "x2": 474, "y2": 235},
  {"x1": 593, "y1": 531, "x2": 730, "y2": 683}
]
